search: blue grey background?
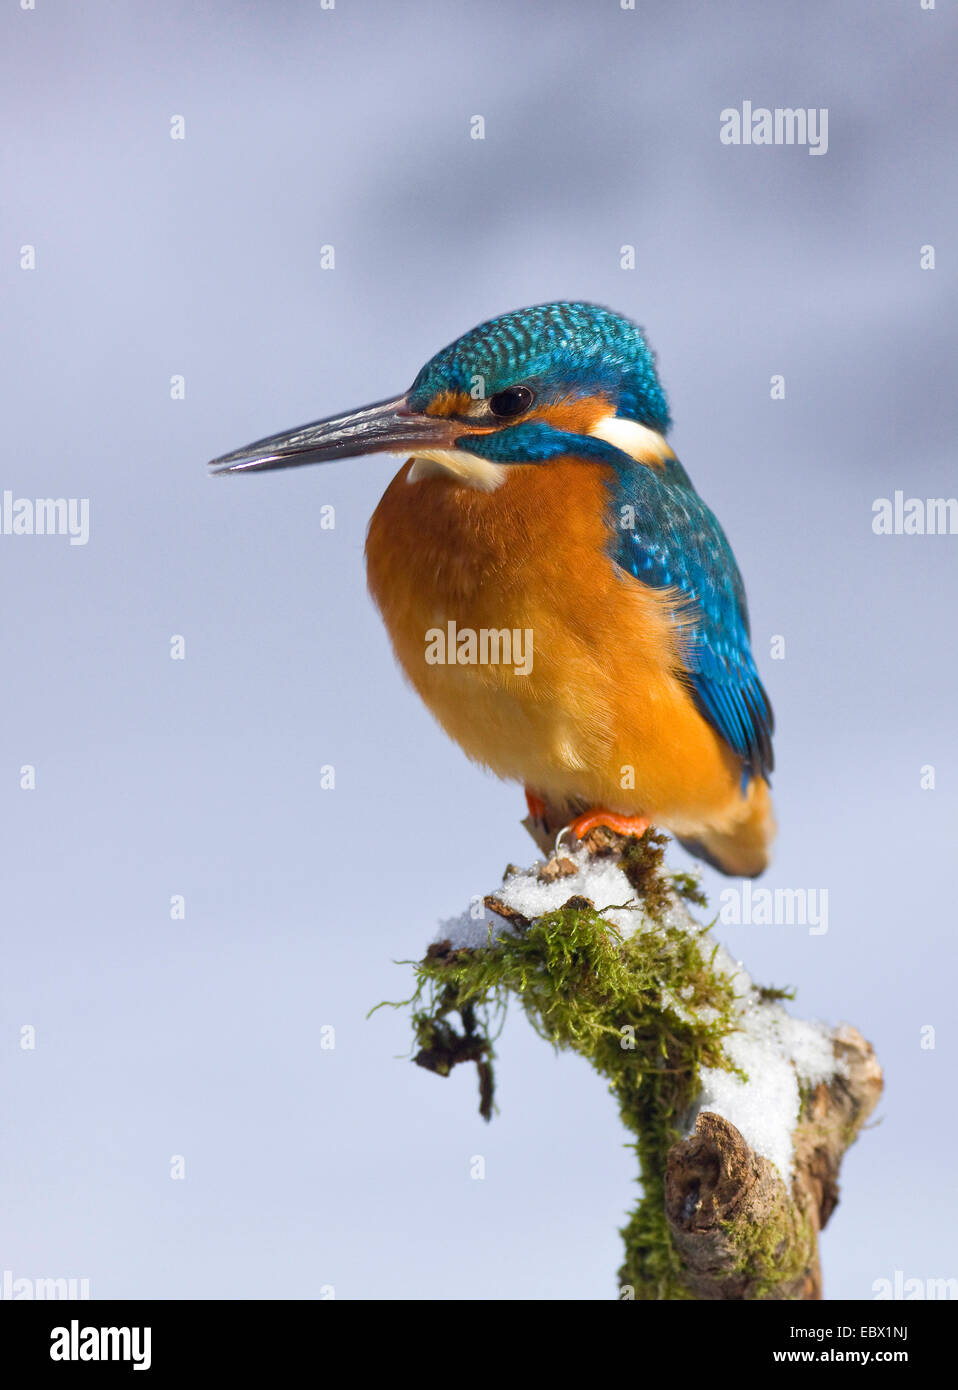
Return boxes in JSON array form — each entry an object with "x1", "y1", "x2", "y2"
[{"x1": 2, "y1": 0, "x2": 955, "y2": 1299}]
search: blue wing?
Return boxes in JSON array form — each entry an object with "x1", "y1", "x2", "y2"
[{"x1": 612, "y1": 457, "x2": 774, "y2": 782}]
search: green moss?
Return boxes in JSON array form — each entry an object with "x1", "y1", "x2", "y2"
[
  {"x1": 757, "y1": 983, "x2": 796, "y2": 1004},
  {"x1": 393, "y1": 830, "x2": 753, "y2": 1298},
  {"x1": 668, "y1": 870, "x2": 709, "y2": 910}
]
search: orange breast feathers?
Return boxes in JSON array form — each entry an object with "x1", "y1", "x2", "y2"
[{"x1": 365, "y1": 457, "x2": 759, "y2": 847}]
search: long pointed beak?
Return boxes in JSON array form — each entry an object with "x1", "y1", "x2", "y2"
[{"x1": 207, "y1": 395, "x2": 458, "y2": 474}]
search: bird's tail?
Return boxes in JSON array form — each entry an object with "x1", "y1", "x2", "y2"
[{"x1": 677, "y1": 777, "x2": 776, "y2": 878}]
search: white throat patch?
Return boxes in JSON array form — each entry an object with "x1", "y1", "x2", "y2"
[{"x1": 407, "y1": 448, "x2": 508, "y2": 492}]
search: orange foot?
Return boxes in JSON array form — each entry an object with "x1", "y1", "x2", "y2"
[
  {"x1": 568, "y1": 809, "x2": 651, "y2": 841},
  {"x1": 525, "y1": 788, "x2": 547, "y2": 823}
]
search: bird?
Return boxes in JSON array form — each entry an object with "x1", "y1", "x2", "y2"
[{"x1": 209, "y1": 302, "x2": 775, "y2": 877}]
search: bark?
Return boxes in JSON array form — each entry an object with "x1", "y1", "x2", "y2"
[{"x1": 664, "y1": 1026, "x2": 883, "y2": 1299}]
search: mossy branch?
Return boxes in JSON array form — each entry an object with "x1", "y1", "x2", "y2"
[{"x1": 397, "y1": 827, "x2": 882, "y2": 1300}]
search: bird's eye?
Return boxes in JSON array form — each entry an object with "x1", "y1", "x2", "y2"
[{"x1": 489, "y1": 385, "x2": 534, "y2": 419}]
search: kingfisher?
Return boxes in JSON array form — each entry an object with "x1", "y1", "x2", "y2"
[{"x1": 209, "y1": 302, "x2": 775, "y2": 876}]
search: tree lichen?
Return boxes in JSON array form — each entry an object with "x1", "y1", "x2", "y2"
[{"x1": 720, "y1": 1195, "x2": 817, "y2": 1300}]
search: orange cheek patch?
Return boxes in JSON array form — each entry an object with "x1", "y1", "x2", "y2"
[
  {"x1": 528, "y1": 394, "x2": 614, "y2": 435},
  {"x1": 424, "y1": 388, "x2": 474, "y2": 418}
]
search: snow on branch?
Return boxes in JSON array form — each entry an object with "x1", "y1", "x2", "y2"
[{"x1": 398, "y1": 826, "x2": 882, "y2": 1300}]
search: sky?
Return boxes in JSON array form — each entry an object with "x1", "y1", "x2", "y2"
[{"x1": 1, "y1": 0, "x2": 956, "y2": 1300}]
